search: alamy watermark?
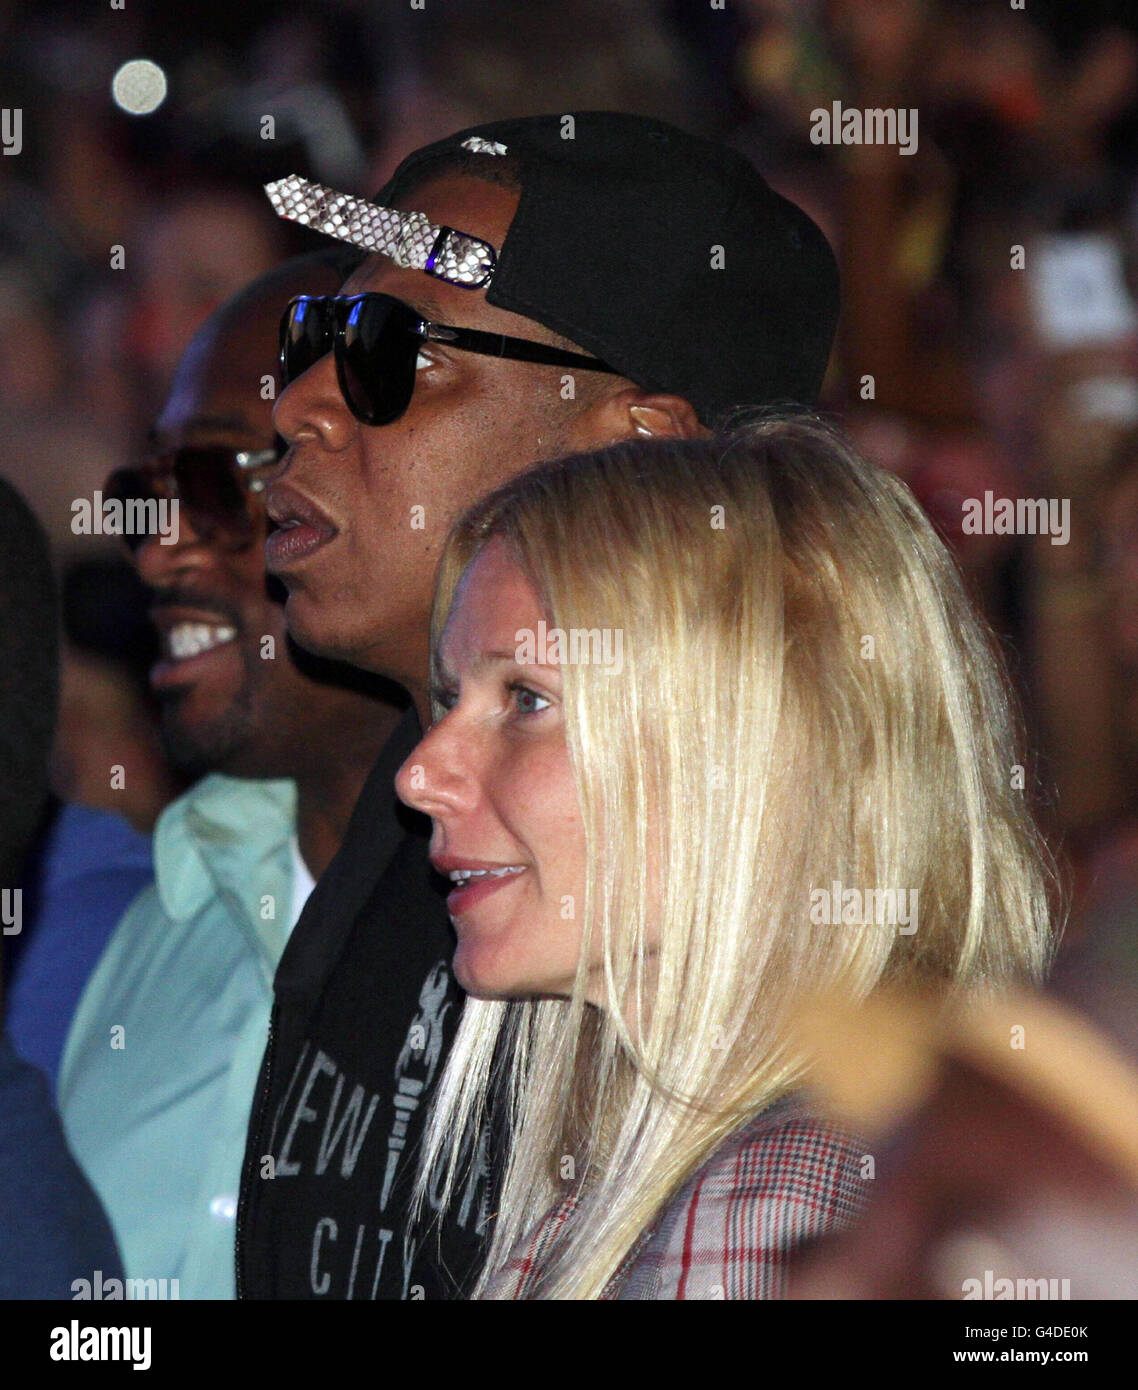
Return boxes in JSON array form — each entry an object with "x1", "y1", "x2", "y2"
[
  {"x1": 71, "y1": 1269, "x2": 179, "y2": 1300},
  {"x1": 71, "y1": 493, "x2": 179, "y2": 545},
  {"x1": 809, "y1": 880, "x2": 918, "y2": 934},
  {"x1": 50, "y1": 1321, "x2": 151, "y2": 1371},
  {"x1": 515, "y1": 621, "x2": 623, "y2": 676},
  {"x1": 961, "y1": 492, "x2": 1070, "y2": 545},
  {"x1": 962, "y1": 1269, "x2": 1071, "y2": 1300},
  {"x1": 810, "y1": 102, "x2": 918, "y2": 156},
  {"x1": 2, "y1": 888, "x2": 21, "y2": 935},
  {"x1": 2, "y1": 108, "x2": 21, "y2": 156}
]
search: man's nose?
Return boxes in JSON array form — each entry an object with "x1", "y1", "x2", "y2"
[
  {"x1": 133, "y1": 505, "x2": 214, "y2": 585},
  {"x1": 272, "y1": 352, "x2": 357, "y2": 457}
]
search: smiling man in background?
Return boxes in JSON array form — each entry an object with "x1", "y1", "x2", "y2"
[{"x1": 57, "y1": 248, "x2": 404, "y2": 1299}]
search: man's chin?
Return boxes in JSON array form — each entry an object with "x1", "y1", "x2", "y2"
[
  {"x1": 160, "y1": 703, "x2": 254, "y2": 782},
  {"x1": 284, "y1": 590, "x2": 371, "y2": 670}
]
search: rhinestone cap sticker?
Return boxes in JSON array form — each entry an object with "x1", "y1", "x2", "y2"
[{"x1": 264, "y1": 175, "x2": 497, "y2": 289}]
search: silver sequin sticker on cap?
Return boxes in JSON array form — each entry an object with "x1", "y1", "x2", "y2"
[
  {"x1": 460, "y1": 136, "x2": 508, "y2": 156},
  {"x1": 263, "y1": 175, "x2": 497, "y2": 289}
]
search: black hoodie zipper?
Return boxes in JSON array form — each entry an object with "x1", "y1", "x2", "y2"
[{"x1": 235, "y1": 1002, "x2": 278, "y2": 1299}]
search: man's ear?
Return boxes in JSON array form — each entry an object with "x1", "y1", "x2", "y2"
[{"x1": 567, "y1": 388, "x2": 708, "y2": 451}]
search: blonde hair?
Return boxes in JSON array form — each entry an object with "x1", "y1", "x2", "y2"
[{"x1": 415, "y1": 414, "x2": 1056, "y2": 1299}]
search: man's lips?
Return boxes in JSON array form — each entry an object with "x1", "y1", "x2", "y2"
[
  {"x1": 265, "y1": 482, "x2": 338, "y2": 570},
  {"x1": 430, "y1": 853, "x2": 529, "y2": 914},
  {"x1": 149, "y1": 605, "x2": 241, "y2": 689}
]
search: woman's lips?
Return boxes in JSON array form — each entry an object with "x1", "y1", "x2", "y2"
[{"x1": 446, "y1": 869, "x2": 527, "y2": 915}]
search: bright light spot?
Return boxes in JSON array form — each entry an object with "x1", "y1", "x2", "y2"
[{"x1": 111, "y1": 59, "x2": 167, "y2": 116}]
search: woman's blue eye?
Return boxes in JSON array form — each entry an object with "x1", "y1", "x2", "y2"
[{"x1": 510, "y1": 682, "x2": 551, "y2": 716}]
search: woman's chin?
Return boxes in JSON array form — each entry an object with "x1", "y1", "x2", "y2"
[
  {"x1": 452, "y1": 950, "x2": 510, "y2": 1001},
  {"x1": 453, "y1": 948, "x2": 572, "y2": 1003}
]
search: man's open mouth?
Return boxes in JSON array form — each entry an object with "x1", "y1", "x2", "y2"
[
  {"x1": 264, "y1": 483, "x2": 338, "y2": 570},
  {"x1": 163, "y1": 621, "x2": 237, "y2": 661},
  {"x1": 149, "y1": 602, "x2": 244, "y2": 689}
]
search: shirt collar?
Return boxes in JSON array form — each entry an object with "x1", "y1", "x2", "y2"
[{"x1": 153, "y1": 773, "x2": 298, "y2": 929}]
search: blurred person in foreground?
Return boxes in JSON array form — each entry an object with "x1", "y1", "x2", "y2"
[
  {"x1": 0, "y1": 477, "x2": 122, "y2": 1298},
  {"x1": 395, "y1": 417, "x2": 1052, "y2": 1298},
  {"x1": 56, "y1": 248, "x2": 404, "y2": 1299},
  {"x1": 785, "y1": 988, "x2": 1138, "y2": 1302},
  {"x1": 238, "y1": 112, "x2": 840, "y2": 1299}
]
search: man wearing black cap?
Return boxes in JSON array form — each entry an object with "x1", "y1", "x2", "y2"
[{"x1": 237, "y1": 112, "x2": 839, "y2": 1299}]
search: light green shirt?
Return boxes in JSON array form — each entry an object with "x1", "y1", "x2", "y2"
[{"x1": 58, "y1": 774, "x2": 306, "y2": 1299}]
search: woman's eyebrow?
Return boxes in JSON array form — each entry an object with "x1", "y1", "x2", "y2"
[
  {"x1": 476, "y1": 648, "x2": 525, "y2": 668},
  {"x1": 436, "y1": 648, "x2": 561, "y2": 678},
  {"x1": 431, "y1": 646, "x2": 512, "y2": 683}
]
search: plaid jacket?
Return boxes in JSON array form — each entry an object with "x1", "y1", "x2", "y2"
[{"x1": 494, "y1": 1094, "x2": 869, "y2": 1299}]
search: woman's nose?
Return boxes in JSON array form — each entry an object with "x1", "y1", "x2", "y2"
[{"x1": 395, "y1": 719, "x2": 479, "y2": 819}]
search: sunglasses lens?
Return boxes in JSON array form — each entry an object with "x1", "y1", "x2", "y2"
[
  {"x1": 280, "y1": 296, "x2": 330, "y2": 386},
  {"x1": 339, "y1": 296, "x2": 418, "y2": 426},
  {"x1": 175, "y1": 450, "x2": 255, "y2": 540},
  {"x1": 104, "y1": 469, "x2": 152, "y2": 552}
]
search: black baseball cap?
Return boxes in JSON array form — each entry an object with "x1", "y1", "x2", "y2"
[{"x1": 377, "y1": 111, "x2": 839, "y2": 426}]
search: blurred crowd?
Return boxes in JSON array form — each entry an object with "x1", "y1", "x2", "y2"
[{"x1": 1, "y1": 0, "x2": 1137, "y2": 1304}]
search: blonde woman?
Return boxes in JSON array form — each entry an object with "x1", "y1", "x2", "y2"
[{"x1": 395, "y1": 415, "x2": 1055, "y2": 1299}]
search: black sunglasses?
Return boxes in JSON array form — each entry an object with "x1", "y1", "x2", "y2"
[
  {"x1": 280, "y1": 292, "x2": 620, "y2": 426},
  {"x1": 104, "y1": 445, "x2": 281, "y2": 552}
]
